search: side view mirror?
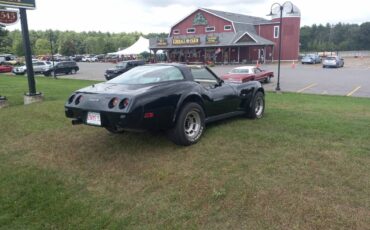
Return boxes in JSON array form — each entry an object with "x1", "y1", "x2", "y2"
[{"x1": 217, "y1": 79, "x2": 224, "y2": 87}]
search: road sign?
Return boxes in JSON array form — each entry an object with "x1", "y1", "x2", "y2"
[
  {"x1": 0, "y1": 0, "x2": 35, "y2": 9},
  {"x1": 0, "y1": 9, "x2": 18, "y2": 25}
]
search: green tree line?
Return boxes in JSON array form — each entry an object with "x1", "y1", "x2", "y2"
[
  {"x1": 300, "y1": 22, "x2": 370, "y2": 52},
  {"x1": 0, "y1": 28, "x2": 168, "y2": 56},
  {"x1": 1, "y1": 22, "x2": 370, "y2": 56}
]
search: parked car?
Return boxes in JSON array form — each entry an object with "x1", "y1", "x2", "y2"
[
  {"x1": 72, "y1": 55, "x2": 84, "y2": 62},
  {"x1": 82, "y1": 55, "x2": 98, "y2": 62},
  {"x1": 0, "y1": 65, "x2": 13, "y2": 73},
  {"x1": 0, "y1": 54, "x2": 18, "y2": 65},
  {"x1": 301, "y1": 54, "x2": 321, "y2": 64},
  {"x1": 12, "y1": 61, "x2": 53, "y2": 75},
  {"x1": 104, "y1": 60, "x2": 145, "y2": 80},
  {"x1": 33, "y1": 61, "x2": 53, "y2": 73},
  {"x1": 65, "y1": 64, "x2": 265, "y2": 146},
  {"x1": 322, "y1": 56, "x2": 344, "y2": 68},
  {"x1": 43, "y1": 61, "x2": 79, "y2": 76},
  {"x1": 221, "y1": 66, "x2": 274, "y2": 83}
]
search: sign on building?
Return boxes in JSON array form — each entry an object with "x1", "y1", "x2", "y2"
[
  {"x1": 157, "y1": 38, "x2": 168, "y2": 46},
  {"x1": 206, "y1": 35, "x2": 219, "y2": 44},
  {"x1": 0, "y1": 0, "x2": 36, "y2": 9},
  {"x1": 0, "y1": 9, "x2": 18, "y2": 25},
  {"x1": 173, "y1": 37, "x2": 200, "y2": 46}
]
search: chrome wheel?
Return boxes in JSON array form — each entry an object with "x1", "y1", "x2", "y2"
[
  {"x1": 183, "y1": 110, "x2": 201, "y2": 140},
  {"x1": 247, "y1": 91, "x2": 265, "y2": 119},
  {"x1": 167, "y1": 103, "x2": 205, "y2": 146},
  {"x1": 255, "y1": 96, "x2": 264, "y2": 118}
]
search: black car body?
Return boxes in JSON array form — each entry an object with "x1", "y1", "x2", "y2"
[
  {"x1": 65, "y1": 64, "x2": 265, "y2": 145},
  {"x1": 105, "y1": 60, "x2": 145, "y2": 80},
  {"x1": 43, "y1": 61, "x2": 79, "y2": 76}
]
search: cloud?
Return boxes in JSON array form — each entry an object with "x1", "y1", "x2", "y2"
[{"x1": 135, "y1": 0, "x2": 266, "y2": 7}]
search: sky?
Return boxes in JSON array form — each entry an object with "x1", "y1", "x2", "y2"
[{"x1": 6, "y1": 0, "x2": 370, "y2": 33}]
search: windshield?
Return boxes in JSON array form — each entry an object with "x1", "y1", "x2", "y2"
[
  {"x1": 108, "y1": 66, "x2": 184, "y2": 84},
  {"x1": 116, "y1": 63, "x2": 127, "y2": 68},
  {"x1": 230, "y1": 68, "x2": 250, "y2": 74},
  {"x1": 326, "y1": 57, "x2": 336, "y2": 60}
]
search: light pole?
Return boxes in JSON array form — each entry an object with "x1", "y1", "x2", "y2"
[
  {"x1": 49, "y1": 30, "x2": 56, "y2": 79},
  {"x1": 267, "y1": 2, "x2": 295, "y2": 92}
]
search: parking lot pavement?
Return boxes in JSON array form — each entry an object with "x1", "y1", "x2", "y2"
[
  {"x1": 61, "y1": 58, "x2": 370, "y2": 98},
  {"x1": 60, "y1": 62, "x2": 115, "y2": 81},
  {"x1": 214, "y1": 58, "x2": 370, "y2": 98}
]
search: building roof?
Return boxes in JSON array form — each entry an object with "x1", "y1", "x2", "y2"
[
  {"x1": 232, "y1": 31, "x2": 274, "y2": 45},
  {"x1": 150, "y1": 8, "x2": 276, "y2": 50},
  {"x1": 201, "y1": 8, "x2": 269, "y2": 25}
]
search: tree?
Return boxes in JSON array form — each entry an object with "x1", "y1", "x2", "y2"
[
  {"x1": 35, "y1": 38, "x2": 50, "y2": 55},
  {"x1": 0, "y1": 25, "x2": 11, "y2": 53},
  {"x1": 358, "y1": 22, "x2": 370, "y2": 50}
]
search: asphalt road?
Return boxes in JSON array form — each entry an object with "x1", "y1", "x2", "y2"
[{"x1": 62, "y1": 58, "x2": 370, "y2": 98}]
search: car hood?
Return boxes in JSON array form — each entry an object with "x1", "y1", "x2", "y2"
[{"x1": 77, "y1": 82, "x2": 161, "y2": 96}]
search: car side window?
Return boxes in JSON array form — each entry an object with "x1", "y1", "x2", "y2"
[{"x1": 191, "y1": 68, "x2": 218, "y2": 88}]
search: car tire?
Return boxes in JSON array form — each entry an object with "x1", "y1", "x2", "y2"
[
  {"x1": 105, "y1": 125, "x2": 124, "y2": 134},
  {"x1": 264, "y1": 76, "x2": 272, "y2": 83},
  {"x1": 247, "y1": 91, "x2": 265, "y2": 119},
  {"x1": 167, "y1": 103, "x2": 205, "y2": 146}
]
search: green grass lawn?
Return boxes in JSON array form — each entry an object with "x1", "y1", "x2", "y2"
[{"x1": 0, "y1": 75, "x2": 369, "y2": 229}]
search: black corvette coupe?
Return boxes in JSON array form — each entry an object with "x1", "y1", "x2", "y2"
[{"x1": 65, "y1": 63, "x2": 265, "y2": 146}]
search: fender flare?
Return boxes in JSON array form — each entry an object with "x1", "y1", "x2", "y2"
[{"x1": 172, "y1": 93, "x2": 204, "y2": 123}]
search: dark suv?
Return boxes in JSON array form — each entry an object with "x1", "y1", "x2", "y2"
[
  {"x1": 105, "y1": 60, "x2": 145, "y2": 80},
  {"x1": 43, "y1": 61, "x2": 79, "y2": 76}
]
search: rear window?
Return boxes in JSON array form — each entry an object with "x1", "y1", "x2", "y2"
[
  {"x1": 230, "y1": 68, "x2": 250, "y2": 74},
  {"x1": 326, "y1": 57, "x2": 336, "y2": 60},
  {"x1": 109, "y1": 66, "x2": 184, "y2": 84}
]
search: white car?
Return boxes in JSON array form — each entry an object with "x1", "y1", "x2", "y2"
[
  {"x1": 82, "y1": 56, "x2": 98, "y2": 62},
  {"x1": 12, "y1": 61, "x2": 53, "y2": 75}
]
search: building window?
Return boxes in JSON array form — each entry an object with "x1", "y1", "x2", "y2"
[
  {"x1": 224, "y1": 25, "x2": 232, "y2": 31},
  {"x1": 187, "y1": 28, "x2": 196, "y2": 34},
  {"x1": 205, "y1": 26, "x2": 215, "y2": 32},
  {"x1": 274, "y1": 26, "x2": 279, "y2": 38},
  {"x1": 173, "y1": 29, "x2": 180, "y2": 35}
]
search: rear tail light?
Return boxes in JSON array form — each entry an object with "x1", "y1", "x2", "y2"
[
  {"x1": 108, "y1": 97, "x2": 119, "y2": 109},
  {"x1": 119, "y1": 98, "x2": 129, "y2": 109},
  {"x1": 68, "y1": 94, "x2": 75, "y2": 104},
  {"x1": 75, "y1": 95, "x2": 83, "y2": 105},
  {"x1": 144, "y1": 112, "x2": 154, "y2": 119}
]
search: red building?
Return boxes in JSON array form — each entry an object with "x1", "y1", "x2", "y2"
[{"x1": 149, "y1": 5, "x2": 301, "y2": 64}]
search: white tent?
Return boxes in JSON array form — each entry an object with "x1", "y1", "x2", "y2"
[{"x1": 113, "y1": 36, "x2": 150, "y2": 56}]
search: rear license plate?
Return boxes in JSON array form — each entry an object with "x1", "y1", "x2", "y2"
[{"x1": 86, "y1": 112, "x2": 101, "y2": 126}]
